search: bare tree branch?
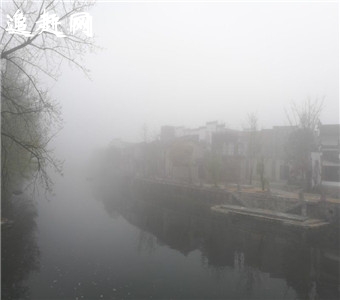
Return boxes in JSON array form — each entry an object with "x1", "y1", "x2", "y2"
[{"x1": 1, "y1": 0, "x2": 97, "y2": 197}]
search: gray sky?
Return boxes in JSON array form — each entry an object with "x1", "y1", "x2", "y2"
[{"x1": 51, "y1": 1, "x2": 339, "y2": 162}]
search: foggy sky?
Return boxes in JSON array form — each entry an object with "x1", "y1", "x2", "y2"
[{"x1": 50, "y1": 1, "x2": 339, "y2": 163}]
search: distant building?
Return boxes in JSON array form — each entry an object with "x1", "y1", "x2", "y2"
[
  {"x1": 161, "y1": 123, "x2": 297, "y2": 185},
  {"x1": 211, "y1": 129, "x2": 247, "y2": 184},
  {"x1": 160, "y1": 121, "x2": 225, "y2": 148},
  {"x1": 160, "y1": 126, "x2": 176, "y2": 142},
  {"x1": 152, "y1": 122, "x2": 340, "y2": 194},
  {"x1": 258, "y1": 126, "x2": 294, "y2": 183},
  {"x1": 318, "y1": 124, "x2": 340, "y2": 186},
  {"x1": 211, "y1": 126, "x2": 294, "y2": 184}
]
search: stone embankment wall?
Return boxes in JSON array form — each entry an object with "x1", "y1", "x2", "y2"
[
  {"x1": 235, "y1": 191, "x2": 300, "y2": 213},
  {"x1": 235, "y1": 191, "x2": 340, "y2": 224},
  {"x1": 132, "y1": 178, "x2": 340, "y2": 224}
]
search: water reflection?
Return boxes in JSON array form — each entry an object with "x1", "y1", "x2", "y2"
[
  {"x1": 4, "y1": 175, "x2": 338, "y2": 299},
  {"x1": 1, "y1": 194, "x2": 40, "y2": 299},
  {"x1": 97, "y1": 181, "x2": 340, "y2": 300}
]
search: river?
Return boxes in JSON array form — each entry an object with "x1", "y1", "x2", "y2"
[{"x1": 2, "y1": 169, "x2": 339, "y2": 299}]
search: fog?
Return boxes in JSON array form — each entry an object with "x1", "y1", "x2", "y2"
[
  {"x1": 2, "y1": 1, "x2": 340, "y2": 299},
  {"x1": 50, "y1": 1, "x2": 338, "y2": 163}
]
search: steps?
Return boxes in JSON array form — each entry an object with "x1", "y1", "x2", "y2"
[{"x1": 211, "y1": 204, "x2": 330, "y2": 229}]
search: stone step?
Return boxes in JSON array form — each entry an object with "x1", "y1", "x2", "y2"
[{"x1": 211, "y1": 204, "x2": 329, "y2": 229}]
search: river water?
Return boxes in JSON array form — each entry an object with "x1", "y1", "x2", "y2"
[{"x1": 2, "y1": 169, "x2": 340, "y2": 299}]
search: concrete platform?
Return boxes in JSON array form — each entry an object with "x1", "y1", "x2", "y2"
[{"x1": 211, "y1": 204, "x2": 330, "y2": 229}]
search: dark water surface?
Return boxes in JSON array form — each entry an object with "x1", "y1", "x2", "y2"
[{"x1": 2, "y1": 171, "x2": 340, "y2": 299}]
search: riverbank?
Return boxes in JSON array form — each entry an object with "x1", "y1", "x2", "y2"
[{"x1": 129, "y1": 176, "x2": 340, "y2": 227}]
